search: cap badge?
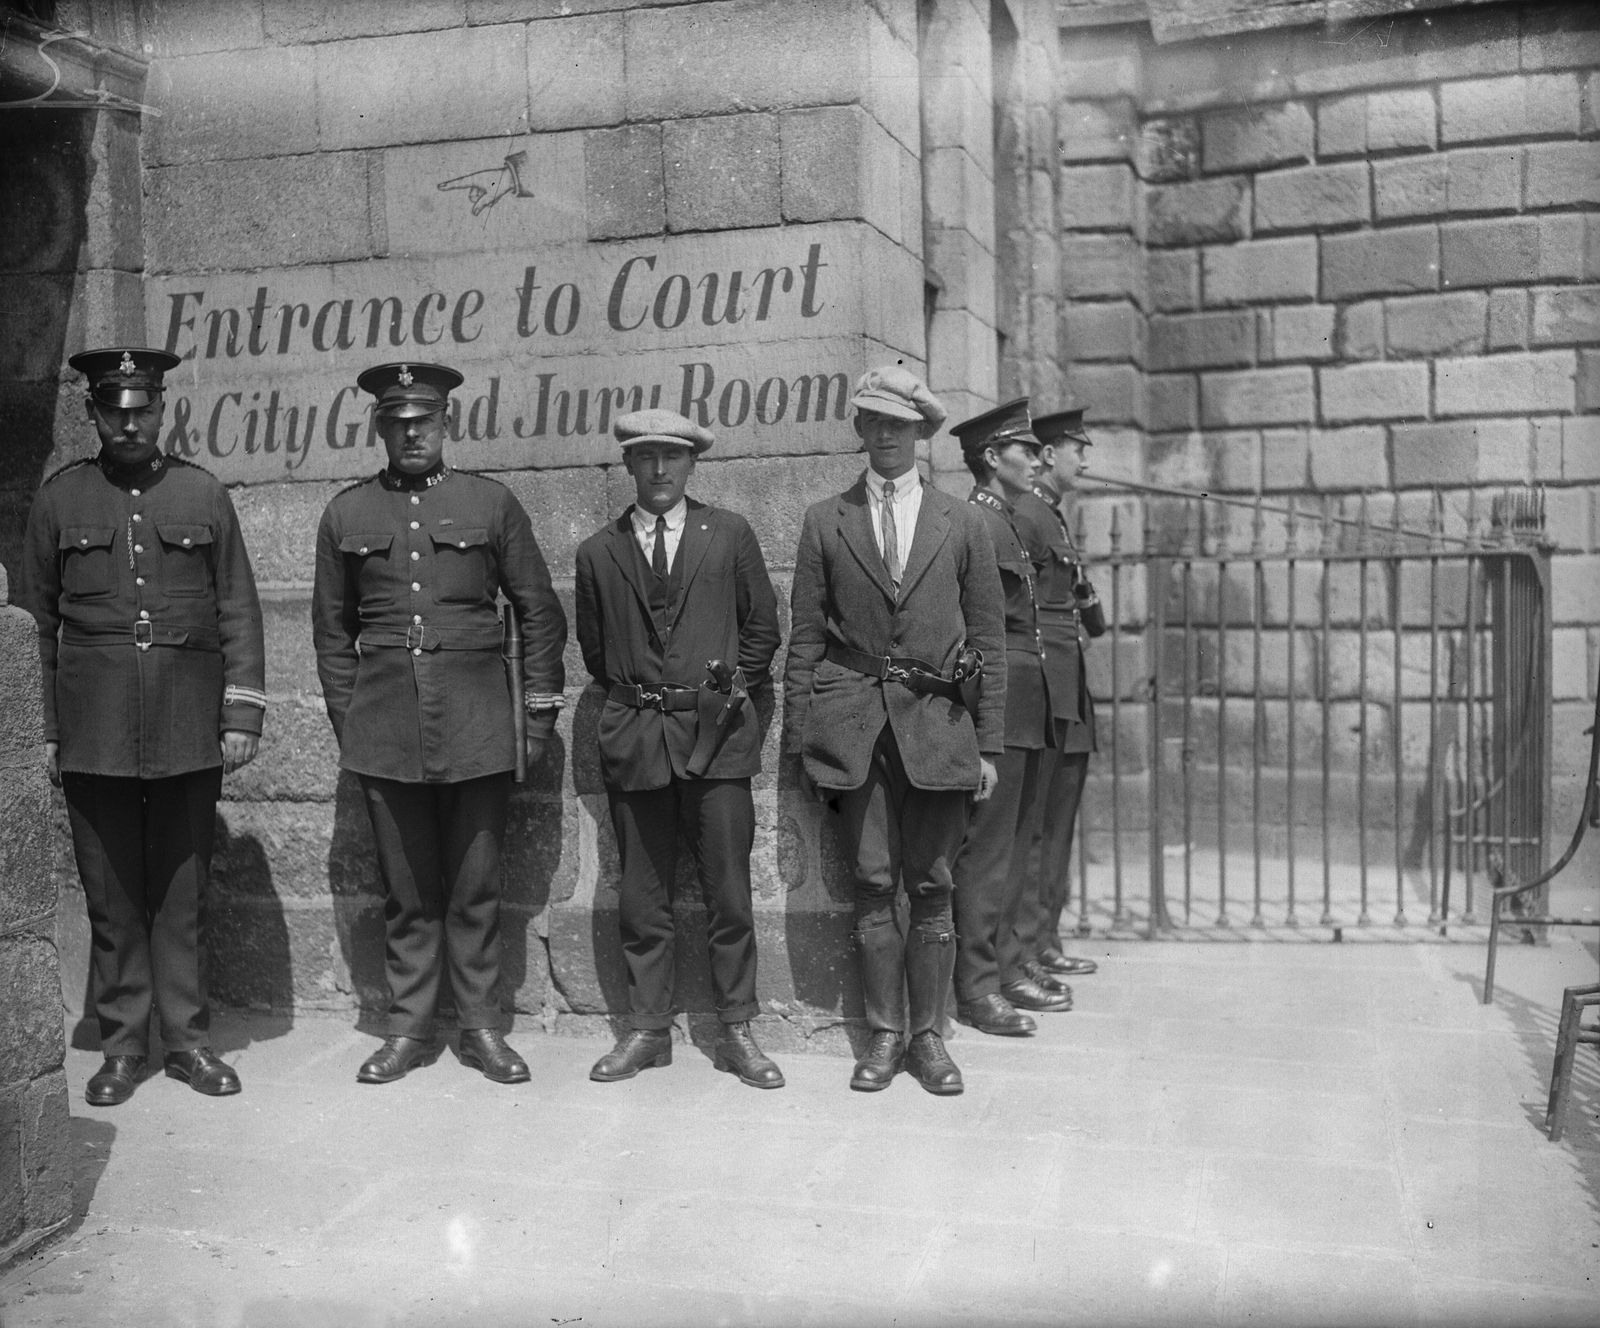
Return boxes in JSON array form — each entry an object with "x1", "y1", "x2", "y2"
[
  {"x1": 397, "y1": 364, "x2": 414, "y2": 387},
  {"x1": 118, "y1": 352, "x2": 136, "y2": 375}
]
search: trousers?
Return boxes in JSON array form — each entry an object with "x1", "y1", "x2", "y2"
[
  {"x1": 953, "y1": 745, "x2": 1044, "y2": 1000},
  {"x1": 62, "y1": 768, "x2": 223, "y2": 1056},
  {"x1": 1024, "y1": 743, "x2": 1090, "y2": 953},
  {"x1": 358, "y1": 772, "x2": 511, "y2": 1038},
  {"x1": 607, "y1": 776, "x2": 759, "y2": 1030}
]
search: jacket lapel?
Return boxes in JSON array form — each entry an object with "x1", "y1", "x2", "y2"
[
  {"x1": 837, "y1": 477, "x2": 895, "y2": 603},
  {"x1": 604, "y1": 510, "x2": 654, "y2": 621},
  {"x1": 895, "y1": 483, "x2": 950, "y2": 601},
  {"x1": 670, "y1": 500, "x2": 713, "y2": 625}
]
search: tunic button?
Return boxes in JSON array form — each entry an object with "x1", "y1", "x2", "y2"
[
  {"x1": 79, "y1": 538, "x2": 88, "y2": 545},
  {"x1": 133, "y1": 544, "x2": 143, "y2": 553},
  {"x1": 458, "y1": 540, "x2": 466, "y2": 548},
  {"x1": 410, "y1": 521, "x2": 419, "y2": 530},
  {"x1": 410, "y1": 551, "x2": 420, "y2": 561},
  {"x1": 412, "y1": 648, "x2": 422, "y2": 656},
  {"x1": 411, "y1": 581, "x2": 420, "y2": 591},
  {"x1": 139, "y1": 610, "x2": 150, "y2": 621},
  {"x1": 182, "y1": 538, "x2": 192, "y2": 546},
  {"x1": 132, "y1": 513, "x2": 142, "y2": 523},
  {"x1": 413, "y1": 615, "x2": 422, "y2": 624},
  {"x1": 130, "y1": 489, "x2": 140, "y2": 497},
  {"x1": 359, "y1": 546, "x2": 368, "y2": 554},
  {"x1": 135, "y1": 577, "x2": 144, "y2": 586},
  {"x1": 410, "y1": 496, "x2": 420, "y2": 506}
]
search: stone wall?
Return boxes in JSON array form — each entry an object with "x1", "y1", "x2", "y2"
[
  {"x1": 31, "y1": 0, "x2": 930, "y2": 1050},
  {"x1": 0, "y1": 568, "x2": 72, "y2": 1265},
  {"x1": 1031, "y1": 2, "x2": 1600, "y2": 882}
]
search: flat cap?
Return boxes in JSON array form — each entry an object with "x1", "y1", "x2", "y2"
[
  {"x1": 614, "y1": 408, "x2": 714, "y2": 454},
  {"x1": 950, "y1": 398, "x2": 1039, "y2": 457},
  {"x1": 70, "y1": 347, "x2": 181, "y2": 409},
  {"x1": 850, "y1": 364, "x2": 947, "y2": 429},
  {"x1": 356, "y1": 361, "x2": 463, "y2": 418},
  {"x1": 1032, "y1": 406, "x2": 1092, "y2": 448}
]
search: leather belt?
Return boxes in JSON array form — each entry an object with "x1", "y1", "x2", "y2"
[
  {"x1": 609, "y1": 682, "x2": 700, "y2": 712},
  {"x1": 825, "y1": 644, "x2": 962, "y2": 701},
  {"x1": 358, "y1": 625, "x2": 502, "y2": 651},
  {"x1": 61, "y1": 621, "x2": 217, "y2": 651}
]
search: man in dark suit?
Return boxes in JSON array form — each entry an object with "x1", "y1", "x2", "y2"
[
  {"x1": 949, "y1": 400, "x2": 1072, "y2": 1039},
  {"x1": 21, "y1": 347, "x2": 266, "y2": 1105},
  {"x1": 784, "y1": 365, "x2": 1006, "y2": 1096},
  {"x1": 1011, "y1": 408, "x2": 1103, "y2": 982},
  {"x1": 312, "y1": 362, "x2": 566, "y2": 1086},
  {"x1": 575, "y1": 409, "x2": 784, "y2": 1088}
]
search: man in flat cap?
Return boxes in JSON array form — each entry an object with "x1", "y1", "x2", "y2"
[
  {"x1": 20, "y1": 347, "x2": 266, "y2": 1105},
  {"x1": 948, "y1": 399, "x2": 1071, "y2": 1038},
  {"x1": 1011, "y1": 408, "x2": 1103, "y2": 982},
  {"x1": 784, "y1": 365, "x2": 1006, "y2": 1096},
  {"x1": 575, "y1": 409, "x2": 783, "y2": 1087},
  {"x1": 312, "y1": 362, "x2": 566, "y2": 1086}
]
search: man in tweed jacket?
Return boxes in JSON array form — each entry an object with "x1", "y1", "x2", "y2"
[{"x1": 784, "y1": 365, "x2": 1005, "y2": 1096}]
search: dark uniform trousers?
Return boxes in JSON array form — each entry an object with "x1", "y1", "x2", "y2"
[
  {"x1": 1005, "y1": 733, "x2": 1089, "y2": 968},
  {"x1": 954, "y1": 745, "x2": 1045, "y2": 998},
  {"x1": 62, "y1": 768, "x2": 222, "y2": 1056},
  {"x1": 359, "y1": 771, "x2": 511, "y2": 1038},
  {"x1": 609, "y1": 778, "x2": 759, "y2": 1030}
]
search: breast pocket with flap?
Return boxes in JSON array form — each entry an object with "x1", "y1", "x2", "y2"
[
  {"x1": 59, "y1": 526, "x2": 116, "y2": 599},
  {"x1": 430, "y1": 527, "x2": 491, "y2": 604},
  {"x1": 158, "y1": 523, "x2": 215, "y2": 596}
]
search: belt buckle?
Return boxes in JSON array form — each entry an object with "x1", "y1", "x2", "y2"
[
  {"x1": 405, "y1": 622, "x2": 425, "y2": 650},
  {"x1": 133, "y1": 620, "x2": 154, "y2": 651},
  {"x1": 638, "y1": 687, "x2": 665, "y2": 711},
  {"x1": 881, "y1": 656, "x2": 913, "y2": 685}
]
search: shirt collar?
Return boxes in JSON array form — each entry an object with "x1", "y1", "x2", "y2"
[
  {"x1": 864, "y1": 465, "x2": 917, "y2": 501},
  {"x1": 631, "y1": 497, "x2": 688, "y2": 532}
]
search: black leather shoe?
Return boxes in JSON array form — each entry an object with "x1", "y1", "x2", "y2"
[
  {"x1": 164, "y1": 1048, "x2": 242, "y2": 1097},
  {"x1": 714, "y1": 1021, "x2": 785, "y2": 1089},
  {"x1": 850, "y1": 1030, "x2": 903, "y2": 1092},
  {"x1": 1024, "y1": 959, "x2": 1074, "y2": 996},
  {"x1": 458, "y1": 1029, "x2": 530, "y2": 1084},
  {"x1": 1002, "y1": 977, "x2": 1073, "y2": 1013},
  {"x1": 1039, "y1": 947, "x2": 1098, "y2": 976},
  {"x1": 357, "y1": 1035, "x2": 440, "y2": 1084},
  {"x1": 957, "y1": 993, "x2": 1036, "y2": 1037},
  {"x1": 86, "y1": 1055, "x2": 145, "y2": 1106},
  {"x1": 590, "y1": 1029, "x2": 672, "y2": 1082},
  {"x1": 905, "y1": 1032, "x2": 964, "y2": 1096}
]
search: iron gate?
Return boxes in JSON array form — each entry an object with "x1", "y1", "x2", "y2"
[{"x1": 1067, "y1": 482, "x2": 1552, "y2": 940}]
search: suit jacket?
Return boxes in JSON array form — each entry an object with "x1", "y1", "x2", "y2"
[
  {"x1": 312, "y1": 466, "x2": 566, "y2": 784},
  {"x1": 575, "y1": 499, "x2": 780, "y2": 792},
  {"x1": 783, "y1": 474, "x2": 1007, "y2": 792},
  {"x1": 20, "y1": 452, "x2": 265, "y2": 779}
]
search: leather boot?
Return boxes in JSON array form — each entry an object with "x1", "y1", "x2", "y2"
[
  {"x1": 458, "y1": 1028, "x2": 530, "y2": 1084},
  {"x1": 358, "y1": 1035, "x2": 441, "y2": 1084},
  {"x1": 714, "y1": 1021, "x2": 785, "y2": 1089},
  {"x1": 590, "y1": 1029, "x2": 672, "y2": 1082},
  {"x1": 86, "y1": 1055, "x2": 146, "y2": 1107},
  {"x1": 164, "y1": 1048, "x2": 242, "y2": 1096},
  {"x1": 852, "y1": 921, "x2": 906, "y2": 1090},
  {"x1": 905, "y1": 925, "x2": 963, "y2": 1093}
]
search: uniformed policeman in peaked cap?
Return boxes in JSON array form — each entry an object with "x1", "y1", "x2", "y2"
[
  {"x1": 575, "y1": 408, "x2": 784, "y2": 1088},
  {"x1": 948, "y1": 399, "x2": 1073, "y2": 1039},
  {"x1": 1011, "y1": 407, "x2": 1103, "y2": 981},
  {"x1": 311, "y1": 362, "x2": 567, "y2": 1086},
  {"x1": 784, "y1": 364, "x2": 1007, "y2": 1096},
  {"x1": 20, "y1": 347, "x2": 267, "y2": 1106}
]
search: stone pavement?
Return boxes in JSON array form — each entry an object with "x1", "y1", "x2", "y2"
[{"x1": 2, "y1": 933, "x2": 1598, "y2": 1328}]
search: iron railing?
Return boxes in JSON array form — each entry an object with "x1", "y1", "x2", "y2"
[{"x1": 1065, "y1": 482, "x2": 1553, "y2": 940}]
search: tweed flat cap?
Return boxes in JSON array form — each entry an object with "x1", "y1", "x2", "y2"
[
  {"x1": 614, "y1": 408, "x2": 714, "y2": 454},
  {"x1": 850, "y1": 364, "x2": 947, "y2": 428}
]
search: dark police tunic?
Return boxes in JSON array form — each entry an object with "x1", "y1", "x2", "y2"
[
  {"x1": 953, "y1": 487, "x2": 1053, "y2": 1001},
  {"x1": 311, "y1": 463, "x2": 566, "y2": 1037},
  {"x1": 20, "y1": 450, "x2": 266, "y2": 1056}
]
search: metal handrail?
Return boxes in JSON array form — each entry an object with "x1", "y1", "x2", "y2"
[{"x1": 1482, "y1": 664, "x2": 1600, "y2": 1004}]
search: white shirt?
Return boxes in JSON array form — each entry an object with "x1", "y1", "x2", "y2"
[
  {"x1": 630, "y1": 497, "x2": 688, "y2": 571},
  {"x1": 862, "y1": 466, "x2": 922, "y2": 576}
]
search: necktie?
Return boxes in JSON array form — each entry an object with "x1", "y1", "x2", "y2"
[
  {"x1": 652, "y1": 515, "x2": 668, "y2": 578},
  {"x1": 881, "y1": 479, "x2": 900, "y2": 585}
]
